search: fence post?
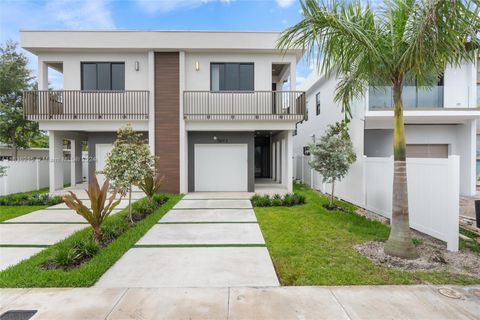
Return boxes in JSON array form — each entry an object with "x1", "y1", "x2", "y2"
[{"x1": 36, "y1": 159, "x2": 40, "y2": 190}]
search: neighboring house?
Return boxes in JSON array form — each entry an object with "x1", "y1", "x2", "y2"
[
  {"x1": 20, "y1": 30, "x2": 306, "y2": 193},
  {"x1": 0, "y1": 144, "x2": 71, "y2": 161},
  {"x1": 294, "y1": 58, "x2": 479, "y2": 199}
]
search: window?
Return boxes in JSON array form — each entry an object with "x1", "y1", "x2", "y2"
[
  {"x1": 315, "y1": 92, "x2": 321, "y2": 115},
  {"x1": 210, "y1": 63, "x2": 254, "y2": 91},
  {"x1": 81, "y1": 62, "x2": 125, "y2": 90}
]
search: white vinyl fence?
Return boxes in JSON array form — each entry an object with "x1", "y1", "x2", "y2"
[
  {"x1": 294, "y1": 155, "x2": 460, "y2": 251},
  {"x1": 0, "y1": 160, "x2": 87, "y2": 196}
]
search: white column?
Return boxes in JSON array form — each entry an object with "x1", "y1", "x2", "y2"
[
  {"x1": 460, "y1": 119, "x2": 476, "y2": 196},
  {"x1": 38, "y1": 60, "x2": 48, "y2": 90},
  {"x1": 49, "y1": 131, "x2": 64, "y2": 192},
  {"x1": 148, "y1": 51, "x2": 155, "y2": 153},
  {"x1": 286, "y1": 130, "x2": 293, "y2": 192},
  {"x1": 289, "y1": 62, "x2": 297, "y2": 91},
  {"x1": 70, "y1": 138, "x2": 82, "y2": 186},
  {"x1": 179, "y1": 51, "x2": 187, "y2": 193}
]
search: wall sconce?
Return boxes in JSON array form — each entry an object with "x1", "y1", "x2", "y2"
[
  {"x1": 135, "y1": 61, "x2": 140, "y2": 71},
  {"x1": 195, "y1": 61, "x2": 200, "y2": 71}
]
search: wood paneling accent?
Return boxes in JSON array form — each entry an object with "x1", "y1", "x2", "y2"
[{"x1": 155, "y1": 52, "x2": 180, "y2": 193}]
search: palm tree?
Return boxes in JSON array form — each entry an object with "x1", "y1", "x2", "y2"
[{"x1": 278, "y1": 0, "x2": 479, "y2": 259}]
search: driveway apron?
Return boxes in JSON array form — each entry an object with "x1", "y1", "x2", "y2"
[{"x1": 95, "y1": 194, "x2": 279, "y2": 287}]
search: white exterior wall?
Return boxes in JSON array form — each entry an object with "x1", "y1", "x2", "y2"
[
  {"x1": 38, "y1": 52, "x2": 149, "y2": 90},
  {"x1": 184, "y1": 52, "x2": 296, "y2": 91},
  {"x1": 444, "y1": 61, "x2": 477, "y2": 108}
]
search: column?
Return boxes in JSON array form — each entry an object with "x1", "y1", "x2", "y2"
[
  {"x1": 286, "y1": 130, "x2": 293, "y2": 192},
  {"x1": 70, "y1": 138, "x2": 83, "y2": 186},
  {"x1": 49, "y1": 131, "x2": 64, "y2": 192}
]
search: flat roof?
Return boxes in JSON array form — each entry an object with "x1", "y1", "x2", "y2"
[{"x1": 20, "y1": 30, "x2": 303, "y2": 57}]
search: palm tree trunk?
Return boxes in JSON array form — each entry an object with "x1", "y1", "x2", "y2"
[{"x1": 384, "y1": 82, "x2": 418, "y2": 259}]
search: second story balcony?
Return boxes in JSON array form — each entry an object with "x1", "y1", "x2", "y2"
[
  {"x1": 183, "y1": 91, "x2": 306, "y2": 121},
  {"x1": 23, "y1": 90, "x2": 149, "y2": 120},
  {"x1": 369, "y1": 86, "x2": 444, "y2": 110}
]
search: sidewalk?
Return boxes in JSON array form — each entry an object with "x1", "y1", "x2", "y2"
[{"x1": 1, "y1": 285, "x2": 478, "y2": 319}]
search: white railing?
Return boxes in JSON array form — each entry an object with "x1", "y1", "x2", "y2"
[{"x1": 294, "y1": 155, "x2": 460, "y2": 251}]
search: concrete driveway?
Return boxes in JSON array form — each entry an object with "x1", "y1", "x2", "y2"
[{"x1": 95, "y1": 193, "x2": 279, "y2": 287}]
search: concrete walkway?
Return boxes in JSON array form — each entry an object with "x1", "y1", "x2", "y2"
[
  {"x1": 1, "y1": 285, "x2": 478, "y2": 319},
  {"x1": 95, "y1": 193, "x2": 279, "y2": 287},
  {"x1": 0, "y1": 190, "x2": 140, "y2": 271}
]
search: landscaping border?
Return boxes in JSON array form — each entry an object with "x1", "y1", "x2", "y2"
[{"x1": 0, "y1": 194, "x2": 182, "y2": 287}]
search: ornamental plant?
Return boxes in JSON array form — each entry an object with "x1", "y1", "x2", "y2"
[
  {"x1": 138, "y1": 171, "x2": 165, "y2": 202},
  {"x1": 308, "y1": 121, "x2": 356, "y2": 209},
  {"x1": 63, "y1": 176, "x2": 121, "y2": 243},
  {"x1": 101, "y1": 125, "x2": 155, "y2": 223}
]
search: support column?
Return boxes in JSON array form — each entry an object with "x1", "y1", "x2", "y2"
[
  {"x1": 147, "y1": 51, "x2": 155, "y2": 153},
  {"x1": 38, "y1": 61, "x2": 48, "y2": 90},
  {"x1": 49, "y1": 131, "x2": 64, "y2": 192},
  {"x1": 460, "y1": 119, "x2": 476, "y2": 196},
  {"x1": 70, "y1": 138, "x2": 82, "y2": 186},
  {"x1": 286, "y1": 130, "x2": 293, "y2": 192}
]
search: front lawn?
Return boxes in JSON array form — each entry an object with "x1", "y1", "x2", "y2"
[
  {"x1": 255, "y1": 184, "x2": 480, "y2": 286},
  {"x1": 0, "y1": 194, "x2": 182, "y2": 287},
  {"x1": 0, "y1": 206, "x2": 48, "y2": 222}
]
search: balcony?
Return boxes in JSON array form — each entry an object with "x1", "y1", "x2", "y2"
[
  {"x1": 183, "y1": 91, "x2": 306, "y2": 121},
  {"x1": 23, "y1": 90, "x2": 149, "y2": 120},
  {"x1": 369, "y1": 86, "x2": 444, "y2": 110}
]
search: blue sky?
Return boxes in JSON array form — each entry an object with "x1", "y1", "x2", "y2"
[{"x1": 0, "y1": 0, "x2": 314, "y2": 87}]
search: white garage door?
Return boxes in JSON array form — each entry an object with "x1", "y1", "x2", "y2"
[{"x1": 194, "y1": 144, "x2": 248, "y2": 192}]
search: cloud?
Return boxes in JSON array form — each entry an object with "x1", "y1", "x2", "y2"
[
  {"x1": 45, "y1": 0, "x2": 115, "y2": 29},
  {"x1": 296, "y1": 75, "x2": 306, "y2": 86},
  {"x1": 135, "y1": 0, "x2": 227, "y2": 13},
  {"x1": 276, "y1": 0, "x2": 295, "y2": 8}
]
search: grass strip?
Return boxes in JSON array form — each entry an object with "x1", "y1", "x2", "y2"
[
  {"x1": 255, "y1": 183, "x2": 480, "y2": 286},
  {"x1": 157, "y1": 221, "x2": 257, "y2": 224},
  {"x1": 133, "y1": 244, "x2": 266, "y2": 248},
  {"x1": 0, "y1": 244, "x2": 50, "y2": 248},
  {"x1": 0, "y1": 194, "x2": 182, "y2": 288}
]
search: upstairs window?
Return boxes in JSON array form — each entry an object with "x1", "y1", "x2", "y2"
[
  {"x1": 315, "y1": 92, "x2": 321, "y2": 115},
  {"x1": 81, "y1": 62, "x2": 125, "y2": 90},
  {"x1": 211, "y1": 63, "x2": 254, "y2": 91}
]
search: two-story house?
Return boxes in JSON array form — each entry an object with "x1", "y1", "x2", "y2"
[
  {"x1": 20, "y1": 30, "x2": 306, "y2": 194},
  {"x1": 294, "y1": 58, "x2": 479, "y2": 201}
]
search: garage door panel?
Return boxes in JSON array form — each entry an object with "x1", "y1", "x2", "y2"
[{"x1": 194, "y1": 144, "x2": 248, "y2": 192}]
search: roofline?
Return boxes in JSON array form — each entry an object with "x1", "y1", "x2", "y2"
[{"x1": 19, "y1": 29, "x2": 282, "y2": 34}]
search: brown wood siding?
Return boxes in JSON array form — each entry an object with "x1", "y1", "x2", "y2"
[{"x1": 155, "y1": 52, "x2": 180, "y2": 193}]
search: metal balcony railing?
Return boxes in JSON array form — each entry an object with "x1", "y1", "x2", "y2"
[
  {"x1": 183, "y1": 91, "x2": 306, "y2": 121},
  {"x1": 23, "y1": 90, "x2": 149, "y2": 120},
  {"x1": 369, "y1": 86, "x2": 444, "y2": 109}
]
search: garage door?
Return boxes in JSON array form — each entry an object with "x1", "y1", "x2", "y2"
[
  {"x1": 406, "y1": 144, "x2": 448, "y2": 158},
  {"x1": 194, "y1": 144, "x2": 248, "y2": 192}
]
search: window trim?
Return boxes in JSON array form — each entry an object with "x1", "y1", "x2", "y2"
[
  {"x1": 210, "y1": 62, "x2": 255, "y2": 91},
  {"x1": 80, "y1": 62, "x2": 125, "y2": 91},
  {"x1": 315, "y1": 91, "x2": 321, "y2": 116}
]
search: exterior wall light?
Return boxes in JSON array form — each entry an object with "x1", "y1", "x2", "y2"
[
  {"x1": 135, "y1": 61, "x2": 140, "y2": 71},
  {"x1": 195, "y1": 61, "x2": 200, "y2": 71}
]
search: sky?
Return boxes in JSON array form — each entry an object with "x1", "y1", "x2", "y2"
[{"x1": 0, "y1": 0, "x2": 315, "y2": 88}]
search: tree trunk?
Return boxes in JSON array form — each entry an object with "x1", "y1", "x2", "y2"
[
  {"x1": 384, "y1": 82, "x2": 418, "y2": 259},
  {"x1": 128, "y1": 185, "x2": 133, "y2": 224},
  {"x1": 92, "y1": 226, "x2": 102, "y2": 244},
  {"x1": 330, "y1": 179, "x2": 335, "y2": 207}
]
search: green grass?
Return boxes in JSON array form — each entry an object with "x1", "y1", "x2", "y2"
[
  {"x1": 460, "y1": 227, "x2": 480, "y2": 254},
  {"x1": 0, "y1": 206, "x2": 48, "y2": 222},
  {"x1": 255, "y1": 184, "x2": 480, "y2": 286},
  {"x1": 0, "y1": 187, "x2": 49, "y2": 199},
  {"x1": 0, "y1": 194, "x2": 182, "y2": 288}
]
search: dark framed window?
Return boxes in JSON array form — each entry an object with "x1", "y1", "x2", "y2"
[
  {"x1": 315, "y1": 92, "x2": 321, "y2": 115},
  {"x1": 81, "y1": 62, "x2": 125, "y2": 90},
  {"x1": 210, "y1": 63, "x2": 254, "y2": 91}
]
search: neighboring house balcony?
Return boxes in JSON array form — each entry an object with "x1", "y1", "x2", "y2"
[
  {"x1": 183, "y1": 91, "x2": 306, "y2": 121},
  {"x1": 23, "y1": 90, "x2": 149, "y2": 121},
  {"x1": 368, "y1": 85, "x2": 444, "y2": 110}
]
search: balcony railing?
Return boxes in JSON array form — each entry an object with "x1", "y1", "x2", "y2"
[
  {"x1": 23, "y1": 90, "x2": 149, "y2": 120},
  {"x1": 183, "y1": 91, "x2": 306, "y2": 121},
  {"x1": 369, "y1": 86, "x2": 444, "y2": 109}
]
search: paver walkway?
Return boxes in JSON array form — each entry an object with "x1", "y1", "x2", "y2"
[
  {"x1": 95, "y1": 193, "x2": 279, "y2": 287},
  {"x1": 1, "y1": 285, "x2": 478, "y2": 319},
  {"x1": 0, "y1": 191, "x2": 140, "y2": 271}
]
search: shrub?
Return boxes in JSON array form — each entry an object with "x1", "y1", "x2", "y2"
[
  {"x1": 52, "y1": 246, "x2": 76, "y2": 268},
  {"x1": 73, "y1": 238, "x2": 100, "y2": 258},
  {"x1": 101, "y1": 219, "x2": 129, "y2": 243},
  {"x1": 152, "y1": 193, "x2": 169, "y2": 206},
  {"x1": 138, "y1": 173, "x2": 165, "y2": 200},
  {"x1": 0, "y1": 193, "x2": 62, "y2": 206},
  {"x1": 251, "y1": 192, "x2": 306, "y2": 207},
  {"x1": 132, "y1": 200, "x2": 156, "y2": 216},
  {"x1": 271, "y1": 194, "x2": 283, "y2": 206},
  {"x1": 63, "y1": 177, "x2": 121, "y2": 243}
]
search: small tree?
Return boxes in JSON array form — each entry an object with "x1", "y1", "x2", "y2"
[
  {"x1": 0, "y1": 41, "x2": 41, "y2": 160},
  {"x1": 101, "y1": 125, "x2": 154, "y2": 223},
  {"x1": 309, "y1": 121, "x2": 356, "y2": 209}
]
